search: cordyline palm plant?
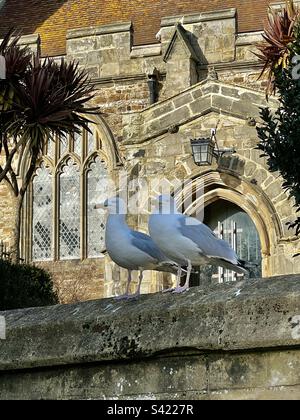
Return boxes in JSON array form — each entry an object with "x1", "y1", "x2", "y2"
[
  {"x1": 0, "y1": 29, "x2": 32, "y2": 185},
  {"x1": 0, "y1": 29, "x2": 99, "y2": 261},
  {"x1": 256, "y1": 0, "x2": 299, "y2": 97},
  {"x1": 256, "y1": 1, "x2": 300, "y2": 254}
]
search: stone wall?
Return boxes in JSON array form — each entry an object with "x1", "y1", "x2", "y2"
[
  {"x1": 120, "y1": 79, "x2": 300, "y2": 278},
  {"x1": 0, "y1": 182, "x2": 16, "y2": 248},
  {"x1": 37, "y1": 258, "x2": 106, "y2": 304},
  {"x1": 0, "y1": 276, "x2": 300, "y2": 400},
  {"x1": 1, "y1": 8, "x2": 300, "y2": 303}
]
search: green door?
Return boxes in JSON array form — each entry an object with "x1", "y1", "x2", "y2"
[{"x1": 190, "y1": 200, "x2": 262, "y2": 287}]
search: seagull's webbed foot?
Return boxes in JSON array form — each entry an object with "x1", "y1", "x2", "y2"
[
  {"x1": 162, "y1": 266, "x2": 182, "y2": 293},
  {"x1": 114, "y1": 293, "x2": 132, "y2": 301},
  {"x1": 172, "y1": 260, "x2": 192, "y2": 294},
  {"x1": 162, "y1": 287, "x2": 175, "y2": 293},
  {"x1": 126, "y1": 291, "x2": 141, "y2": 300},
  {"x1": 172, "y1": 285, "x2": 189, "y2": 294}
]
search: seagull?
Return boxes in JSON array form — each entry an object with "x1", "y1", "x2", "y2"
[
  {"x1": 149, "y1": 195, "x2": 248, "y2": 293},
  {"x1": 155, "y1": 28, "x2": 162, "y2": 42},
  {"x1": 94, "y1": 196, "x2": 180, "y2": 299}
]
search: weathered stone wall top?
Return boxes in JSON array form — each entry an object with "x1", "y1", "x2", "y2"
[
  {"x1": 160, "y1": 8, "x2": 237, "y2": 27},
  {"x1": 0, "y1": 33, "x2": 41, "y2": 54},
  {"x1": 1, "y1": 275, "x2": 300, "y2": 372},
  {"x1": 64, "y1": 8, "x2": 261, "y2": 84},
  {"x1": 66, "y1": 22, "x2": 133, "y2": 40}
]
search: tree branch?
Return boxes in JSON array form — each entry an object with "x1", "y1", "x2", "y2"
[
  {"x1": 20, "y1": 148, "x2": 39, "y2": 198},
  {"x1": 0, "y1": 136, "x2": 26, "y2": 184}
]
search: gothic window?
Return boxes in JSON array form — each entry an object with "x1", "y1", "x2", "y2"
[
  {"x1": 26, "y1": 126, "x2": 110, "y2": 262},
  {"x1": 59, "y1": 159, "x2": 80, "y2": 260},
  {"x1": 32, "y1": 164, "x2": 53, "y2": 261}
]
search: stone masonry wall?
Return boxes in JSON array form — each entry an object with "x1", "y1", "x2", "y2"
[
  {"x1": 0, "y1": 182, "x2": 16, "y2": 249},
  {"x1": 121, "y1": 80, "x2": 300, "y2": 278},
  {"x1": 0, "y1": 276, "x2": 299, "y2": 400},
  {"x1": 92, "y1": 80, "x2": 150, "y2": 143},
  {"x1": 36, "y1": 258, "x2": 106, "y2": 304},
  {"x1": 0, "y1": 8, "x2": 299, "y2": 303}
]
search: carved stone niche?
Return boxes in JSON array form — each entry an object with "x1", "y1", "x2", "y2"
[{"x1": 163, "y1": 23, "x2": 201, "y2": 96}]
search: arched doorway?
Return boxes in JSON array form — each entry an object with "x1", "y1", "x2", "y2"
[{"x1": 190, "y1": 199, "x2": 262, "y2": 287}]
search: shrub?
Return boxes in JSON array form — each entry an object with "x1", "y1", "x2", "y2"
[{"x1": 0, "y1": 260, "x2": 58, "y2": 311}]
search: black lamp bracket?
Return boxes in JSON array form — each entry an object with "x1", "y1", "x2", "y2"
[{"x1": 211, "y1": 129, "x2": 236, "y2": 160}]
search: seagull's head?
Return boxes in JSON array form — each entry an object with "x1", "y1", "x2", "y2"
[{"x1": 94, "y1": 196, "x2": 126, "y2": 214}]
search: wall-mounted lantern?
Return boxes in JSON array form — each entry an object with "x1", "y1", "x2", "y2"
[{"x1": 190, "y1": 129, "x2": 235, "y2": 166}]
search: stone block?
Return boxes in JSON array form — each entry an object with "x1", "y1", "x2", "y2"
[
  {"x1": 189, "y1": 96, "x2": 211, "y2": 115},
  {"x1": 250, "y1": 168, "x2": 269, "y2": 185},
  {"x1": 201, "y1": 83, "x2": 220, "y2": 96},
  {"x1": 244, "y1": 161, "x2": 257, "y2": 177},
  {"x1": 231, "y1": 99, "x2": 261, "y2": 119},
  {"x1": 209, "y1": 350, "x2": 300, "y2": 391},
  {"x1": 240, "y1": 91, "x2": 267, "y2": 106},
  {"x1": 173, "y1": 93, "x2": 193, "y2": 109},
  {"x1": 148, "y1": 106, "x2": 191, "y2": 135},
  {"x1": 145, "y1": 101, "x2": 175, "y2": 122},
  {"x1": 100, "y1": 49, "x2": 118, "y2": 64},
  {"x1": 130, "y1": 44, "x2": 162, "y2": 58},
  {"x1": 100, "y1": 62, "x2": 120, "y2": 77},
  {"x1": 86, "y1": 51, "x2": 102, "y2": 66},
  {"x1": 84, "y1": 66, "x2": 99, "y2": 79},
  {"x1": 211, "y1": 95, "x2": 233, "y2": 114},
  {"x1": 97, "y1": 34, "x2": 114, "y2": 49},
  {"x1": 221, "y1": 86, "x2": 240, "y2": 99}
]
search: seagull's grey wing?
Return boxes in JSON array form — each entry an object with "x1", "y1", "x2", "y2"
[
  {"x1": 178, "y1": 216, "x2": 238, "y2": 264},
  {"x1": 130, "y1": 230, "x2": 166, "y2": 262}
]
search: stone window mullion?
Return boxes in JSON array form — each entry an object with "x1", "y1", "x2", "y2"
[{"x1": 80, "y1": 166, "x2": 86, "y2": 260}]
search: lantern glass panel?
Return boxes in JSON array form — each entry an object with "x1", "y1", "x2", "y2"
[{"x1": 191, "y1": 138, "x2": 215, "y2": 166}]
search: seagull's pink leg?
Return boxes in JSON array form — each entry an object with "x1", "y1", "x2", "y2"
[
  {"x1": 172, "y1": 260, "x2": 192, "y2": 293},
  {"x1": 128, "y1": 270, "x2": 143, "y2": 299},
  {"x1": 162, "y1": 266, "x2": 181, "y2": 293},
  {"x1": 115, "y1": 269, "x2": 133, "y2": 300}
]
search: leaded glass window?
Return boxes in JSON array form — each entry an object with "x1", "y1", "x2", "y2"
[
  {"x1": 59, "y1": 159, "x2": 80, "y2": 259},
  {"x1": 32, "y1": 164, "x2": 53, "y2": 261},
  {"x1": 87, "y1": 128, "x2": 95, "y2": 155},
  {"x1": 74, "y1": 131, "x2": 82, "y2": 156},
  {"x1": 47, "y1": 138, "x2": 55, "y2": 160},
  {"x1": 59, "y1": 136, "x2": 68, "y2": 157},
  {"x1": 28, "y1": 127, "x2": 110, "y2": 262}
]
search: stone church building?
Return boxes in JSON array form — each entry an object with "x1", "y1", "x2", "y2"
[{"x1": 0, "y1": 0, "x2": 299, "y2": 303}]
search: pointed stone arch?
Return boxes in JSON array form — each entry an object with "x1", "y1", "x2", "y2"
[
  {"x1": 88, "y1": 114, "x2": 121, "y2": 170},
  {"x1": 173, "y1": 170, "x2": 283, "y2": 277},
  {"x1": 18, "y1": 113, "x2": 120, "y2": 179}
]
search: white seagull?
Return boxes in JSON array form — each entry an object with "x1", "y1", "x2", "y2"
[
  {"x1": 94, "y1": 196, "x2": 180, "y2": 299},
  {"x1": 149, "y1": 195, "x2": 248, "y2": 293}
]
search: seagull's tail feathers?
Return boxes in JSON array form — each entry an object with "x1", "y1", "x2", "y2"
[{"x1": 213, "y1": 257, "x2": 249, "y2": 275}]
